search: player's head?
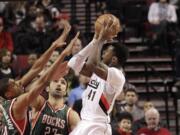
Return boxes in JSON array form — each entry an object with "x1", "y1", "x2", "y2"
[
  {"x1": 102, "y1": 43, "x2": 129, "y2": 68},
  {"x1": 0, "y1": 78, "x2": 23, "y2": 100},
  {"x1": 47, "y1": 77, "x2": 68, "y2": 98}
]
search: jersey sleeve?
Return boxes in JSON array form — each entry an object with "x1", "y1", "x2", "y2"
[{"x1": 106, "y1": 67, "x2": 125, "y2": 94}]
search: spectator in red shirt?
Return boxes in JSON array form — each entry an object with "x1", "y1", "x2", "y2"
[
  {"x1": 0, "y1": 17, "x2": 14, "y2": 52},
  {"x1": 112, "y1": 112, "x2": 133, "y2": 135},
  {"x1": 137, "y1": 108, "x2": 171, "y2": 135}
]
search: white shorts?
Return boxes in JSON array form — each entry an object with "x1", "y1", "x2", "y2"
[{"x1": 69, "y1": 120, "x2": 112, "y2": 135}]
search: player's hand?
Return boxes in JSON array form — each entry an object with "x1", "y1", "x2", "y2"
[
  {"x1": 63, "y1": 31, "x2": 80, "y2": 56},
  {"x1": 51, "y1": 41, "x2": 66, "y2": 50},
  {"x1": 61, "y1": 19, "x2": 71, "y2": 34},
  {"x1": 94, "y1": 18, "x2": 114, "y2": 43},
  {"x1": 52, "y1": 61, "x2": 69, "y2": 80},
  {"x1": 51, "y1": 20, "x2": 71, "y2": 48}
]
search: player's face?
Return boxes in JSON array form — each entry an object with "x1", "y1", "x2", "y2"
[
  {"x1": 118, "y1": 119, "x2": 132, "y2": 133},
  {"x1": 102, "y1": 46, "x2": 114, "y2": 65},
  {"x1": 49, "y1": 77, "x2": 67, "y2": 97},
  {"x1": 146, "y1": 112, "x2": 159, "y2": 130},
  {"x1": 6, "y1": 79, "x2": 23, "y2": 99}
]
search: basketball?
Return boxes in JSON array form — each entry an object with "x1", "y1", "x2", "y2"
[{"x1": 95, "y1": 14, "x2": 121, "y2": 39}]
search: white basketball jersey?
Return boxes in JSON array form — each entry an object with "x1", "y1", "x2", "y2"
[{"x1": 81, "y1": 67, "x2": 125, "y2": 123}]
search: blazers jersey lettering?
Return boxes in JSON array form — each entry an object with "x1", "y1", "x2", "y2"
[
  {"x1": 81, "y1": 67, "x2": 125, "y2": 123},
  {"x1": 0, "y1": 99, "x2": 31, "y2": 135},
  {"x1": 31, "y1": 101, "x2": 71, "y2": 135}
]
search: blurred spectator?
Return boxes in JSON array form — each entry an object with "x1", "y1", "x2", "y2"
[
  {"x1": 0, "y1": 17, "x2": 14, "y2": 52},
  {"x1": 113, "y1": 112, "x2": 133, "y2": 135},
  {"x1": 20, "y1": 52, "x2": 38, "y2": 77},
  {"x1": 65, "y1": 38, "x2": 83, "y2": 60},
  {"x1": 137, "y1": 108, "x2": 172, "y2": 135},
  {"x1": 13, "y1": 2, "x2": 26, "y2": 27},
  {"x1": 15, "y1": 14, "x2": 51, "y2": 54},
  {"x1": 0, "y1": 48, "x2": 16, "y2": 79},
  {"x1": 71, "y1": 38, "x2": 83, "y2": 56},
  {"x1": 117, "y1": 84, "x2": 144, "y2": 121},
  {"x1": 148, "y1": 0, "x2": 177, "y2": 24},
  {"x1": 49, "y1": 49, "x2": 60, "y2": 64},
  {"x1": 119, "y1": 84, "x2": 144, "y2": 121},
  {"x1": 148, "y1": 0, "x2": 178, "y2": 52},
  {"x1": 132, "y1": 101, "x2": 155, "y2": 134},
  {"x1": 68, "y1": 74, "x2": 90, "y2": 107},
  {"x1": 0, "y1": 2, "x2": 8, "y2": 13}
]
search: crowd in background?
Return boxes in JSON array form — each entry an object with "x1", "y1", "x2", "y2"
[{"x1": 0, "y1": 0, "x2": 179, "y2": 134}]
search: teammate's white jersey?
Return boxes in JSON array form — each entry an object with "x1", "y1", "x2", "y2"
[{"x1": 81, "y1": 67, "x2": 125, "y2": 123}]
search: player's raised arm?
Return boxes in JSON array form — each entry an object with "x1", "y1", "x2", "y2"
[{"x1": 68, "y1": 19, "x2": 114, "y2": 78}]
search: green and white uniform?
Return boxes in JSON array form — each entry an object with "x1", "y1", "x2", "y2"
[
  {"x1": 0, "y1": 99, "x2": 31, "y2": 135},
  {"x1": 32, "y1": 101, "x2": 71, "y2": 135}
]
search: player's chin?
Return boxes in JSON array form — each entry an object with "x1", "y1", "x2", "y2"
[{"x1": 57, "y1": 90, "x2": 66, "y2": 95}]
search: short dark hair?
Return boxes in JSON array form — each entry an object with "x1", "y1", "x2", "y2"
[
  {"x1": 124, "y1": 83, "x2": 137, "y2": 95},
  {"x1": 157, "y1": 0, "x2": 169, "y2": 3},
  {"x1": 110, "y1": 43, "x2": 129, "y2": 67},
  {"x1": 0, "y1": 78, "x2": 9, "y2": 99},
  {"x1": 116, "y1": 112, "x2": 133, "y2": 122}
]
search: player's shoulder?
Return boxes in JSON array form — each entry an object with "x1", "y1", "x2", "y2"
[{"x1": 107, "y1": 67, "x2": 125, "y2": 80}]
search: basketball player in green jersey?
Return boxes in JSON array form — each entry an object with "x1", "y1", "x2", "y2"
[
  {"x1": 0, "y1": 21, "x2": 76, "y2": 135},
  {"x1": 30, "y1": 34, "x2": 80, "y2": 135},
  {"x1": 31, "y1": 76, "x2": 80, "y2": 135}
]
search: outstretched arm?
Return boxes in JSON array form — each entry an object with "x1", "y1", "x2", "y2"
[
  {"x1": 68, "y1": 19, "x2": 114, "y2": 79},
  {"x1": 68, "y1": 109, "x2": 80, "y2": 131},
  {"x1": 12, "y1": 33, "x2": 80, "y2": 120},
  {"x1": 19, "y1": 20, "x2": 71, "y2": 87}
]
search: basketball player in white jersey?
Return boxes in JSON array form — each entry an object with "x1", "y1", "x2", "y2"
[{"x1": 68, "y1": 19, "x2": 129, "y2": 134}]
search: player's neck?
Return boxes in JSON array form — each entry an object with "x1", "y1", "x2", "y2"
[{"x1": 48, "y1": 96, "x2": 64, "y2": 109}]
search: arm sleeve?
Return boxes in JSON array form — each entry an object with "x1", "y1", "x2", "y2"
[
  {"x1": 148, "y1": 3, "x2": 159, "y2": 23},
  {"x1": 106, "y1": 67, "x2": 125, "y2": 94},
  {"x1": 68, "y1": 39, "x2": 103, "y2": 74},
  {"x1": 168, "y1": 5, "x2": 177, "y2": 22}
]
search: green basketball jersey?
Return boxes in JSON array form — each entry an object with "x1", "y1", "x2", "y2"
[
  {"x1": 0, "y1": 99, "x2": 31, "y2": 135},
  {"x1": 32, "y1": 101, "x2": 71, "y2": 135}
]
